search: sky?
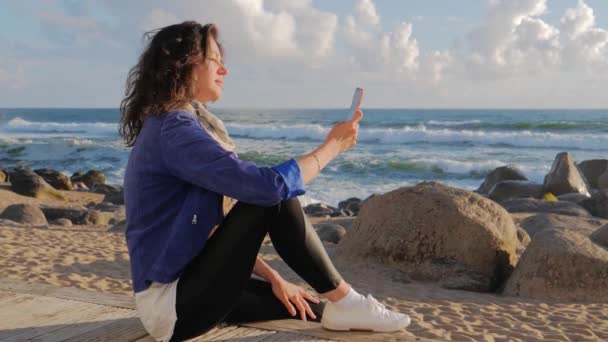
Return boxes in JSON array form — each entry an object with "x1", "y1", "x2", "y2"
[{"x1": 0, "y1": 0, "x2": 607, "y2": 109}]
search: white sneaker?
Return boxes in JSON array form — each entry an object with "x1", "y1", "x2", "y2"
[{"x1": 321, "y1": 294, "x2": 411, "y2": 332}]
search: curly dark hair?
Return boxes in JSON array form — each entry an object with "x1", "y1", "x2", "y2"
[{"x1": 119, "y1": 21, "x2": 223, "y2": 146}]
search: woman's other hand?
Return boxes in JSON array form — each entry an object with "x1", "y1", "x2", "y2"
[
  {"x1": 271, "y1": 276, "x2": 321, "y2": 321},
  {"x1": 324, "y1": 109, "x2": 364, "y2": 154}
]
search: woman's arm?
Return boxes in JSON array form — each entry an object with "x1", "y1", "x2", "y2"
[
  {"x1": 297, "y1": 139, "x2": 341, "y2": 185},
  {"x1": 297, "y1": 109, "x2": 363, "y2": 185},
  {"x1": 253, "y1": 255, "x2": 281, "y2": 283}
]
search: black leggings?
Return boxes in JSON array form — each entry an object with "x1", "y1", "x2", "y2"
[{"x1": 169, "y1": 197, "x2": 344, "y2": 342}]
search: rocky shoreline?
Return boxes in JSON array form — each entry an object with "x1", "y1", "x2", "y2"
[{"x1": 1, "y1": 150, "x2": 608, "y2": 304}]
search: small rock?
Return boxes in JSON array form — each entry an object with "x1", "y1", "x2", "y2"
[
  {"x1": 513, "y1": 213, "x2": 604, "y2": 238},
  {"x1": 338, "y1": 197, "x2": 361, "y2": 215},
  {"x1": 81, "y1": 209, "x2": 113, "y2": 225},
  {"x1": 557, "y1": 192, "x2": 591, "y2": 204},
  {"x1": 500, "y1": 198, "x2": 591, "y2": 217},
  {"x1": 315, "y1": 223, "x2": 346, "y2": 244},
  {"x1": 477, "y1": 165, "x2": 528, "y2": 194},
  {"x1": 51, "y1": 218, "x2": 73, "y2": 227},
  {"x1": 0, "y1": 218, "x2": 21, "y2": 227},
  {"x1": 71, "y1": 170, "x2": 105, "y2": 188},
  {"x1": 488, "y1": 180, "x2": 543, "y2": 202},
  {"x1": 34, "y1": 168, "x2": 73, "y2": 190},
  {"x1": 304, "y1": 203, "x2": 337, "y2": 217},
  {"x1": 0, "y1": 204, "x2": 48, "y2": 226}
]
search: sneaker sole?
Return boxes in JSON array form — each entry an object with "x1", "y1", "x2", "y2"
[{"x1": 322, "y1": 324, "x2": 407, "y2": 333}]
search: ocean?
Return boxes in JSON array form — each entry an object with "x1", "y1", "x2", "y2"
[{"x1": 1, "y1": 108, "x2": 607, "y2": 207}]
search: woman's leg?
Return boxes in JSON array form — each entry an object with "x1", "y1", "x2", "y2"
[
  {"x1": 222, "y1": 277, "x2": 326, "y2": 324},
  {"x1": 265, "y1": 197, "x2": 343, "y2": 294},
  {"x1": 170, "y1": 198, "x2": 344, "y2": 342}
]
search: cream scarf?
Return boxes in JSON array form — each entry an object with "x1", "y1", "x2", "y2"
[{"x1": 178, "y1": 100, "x2": 237, "y2": 217}]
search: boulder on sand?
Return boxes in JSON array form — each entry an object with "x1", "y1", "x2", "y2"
[
  {"x1": 543, "y1": 152, "x2": 589, "y2": 196},
  {"x1": 334, "y1": 182, "x2": 519, "y2": 292},
  {"x1": 503, "y1": 228, "x2": 608, "y2": 302},
  {"x1": 9, "y1": 167, "x2": 65, "y2": 201}
]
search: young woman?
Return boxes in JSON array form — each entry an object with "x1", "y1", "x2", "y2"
[{"x1": 120, "y1": 21, "x2": 411, "y2": 342}]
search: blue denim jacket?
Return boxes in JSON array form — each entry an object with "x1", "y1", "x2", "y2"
[{"x1": 124, "y1": 110, "x2": 305, "y2": 292}]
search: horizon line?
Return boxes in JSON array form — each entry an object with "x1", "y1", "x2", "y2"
[{"x1": 1, "y1": 106, "x2": 607, "y2": 111}]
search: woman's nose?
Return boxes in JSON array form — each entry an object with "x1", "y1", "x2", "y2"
[{"x1": 219, "y1": 66, "x2": 228, "y2": 76}]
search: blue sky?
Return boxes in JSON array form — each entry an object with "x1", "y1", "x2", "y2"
[{"x1": 0, "y1": 0, "x2": 607, "y2": 108}]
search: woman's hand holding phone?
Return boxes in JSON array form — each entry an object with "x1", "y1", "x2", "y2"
[
  {"x1": 324, "y1": 88, "x2": 364, "y2": 154},
  {"x1": 297, "y1": 88, "x2": 364, "y2": 185}
]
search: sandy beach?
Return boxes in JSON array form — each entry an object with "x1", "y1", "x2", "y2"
[{"x1": 1, "y1": 185, "x2": 607, "y2": 342}]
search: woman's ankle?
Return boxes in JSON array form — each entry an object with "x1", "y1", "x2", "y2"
[{"x1": 321, "y1": 280, "x2": 351, "y2": 303}]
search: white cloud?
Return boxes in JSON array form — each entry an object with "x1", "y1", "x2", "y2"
[
  {"x1": 1, "y1": 0, "x2": 607, "y2": 108},
  {"x1": 464, "y1": 0, "x2": 607, "y2": 78},
  {"x1": 342, "y1": 0, "x2": 421, "y2": 78},
  {"x1": 560, "y1": 0, "x2": 608, "y2": 70},
  {"x1": 356, "y1": 0, "x2": 381, "y2": 27}
]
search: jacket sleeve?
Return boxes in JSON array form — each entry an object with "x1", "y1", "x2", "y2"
[{"x1": 160, "y1": 111, "x2": 305, "y2": 206}]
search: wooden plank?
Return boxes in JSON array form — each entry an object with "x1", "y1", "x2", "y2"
[
  {"x1": 61, "y1": 315, "x2": 149, "y2": 342},
  {"x1": 258, "y1": 331, "x2": 335, "y2": 342},
  {"x1": 0, "y1": 278, "x2": 135, "y2": 309},
  {"x1": 0, "y1": 293, "x2": 139, "y2": 342},
  {"x1": 192, "y1": 326, "x2": 275, "y2": 342},
  {"x1": 241, "y1": 320, "x2": 421, "y2": 342}
]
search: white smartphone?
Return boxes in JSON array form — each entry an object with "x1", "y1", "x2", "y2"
[{"x1": 350, "y1": 87, "x2": 364, "y2": 117}]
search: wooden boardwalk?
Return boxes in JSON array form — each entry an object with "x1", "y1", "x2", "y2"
[{"x1": 0, "y1": 279, "x2": 422, "y2": 342}]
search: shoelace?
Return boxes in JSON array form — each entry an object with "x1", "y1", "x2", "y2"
[{"x1": 366, "y1": 294, "x2": 392, "y2": 318}]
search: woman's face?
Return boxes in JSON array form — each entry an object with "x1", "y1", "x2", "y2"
[{"x1": 193, "y1": 36, "x2": 228, "y2": 104}]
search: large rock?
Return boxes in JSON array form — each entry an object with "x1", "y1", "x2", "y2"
[
  {"x1": 8, "y1": 167, "x2": 65, "y2": 201},
  {"x1": 40, "y1": 205, "x2": 88, "y2": 223},
  {"x1": 577, "y1": 159, "x2": 608, "y2": 189},
  {"x1": 70, "y1": 170, "x2": 105, "y2": 188},
  {"x1": 0, "y1": 204, "x2": 48, "y2": 226},
  {"x1": 334, "y1": 182, "x2": 519, "y2": 292},
  {"x1": 512, "y1": 213, "x2": 605, "y2": 238},
  {"x1": 488, "y1": 180, "x2": 543, "y2": 202},
  {"x1": 34, "y1": 168, "x2": 73, "y2": 190},
  {"x1": 543, "y1": 152, "x2": 589, "y2": 196},
  {"x1": 503, "y1": 229, "x2": 608, "y2": 302},
  {"x1": 499, "y1": 198, "x2": 591, "y2": 217},
  {"x1": 591, "y1": 224, "x2": 608, "y2": 249},
  {"x1": 581, "y1": 190, "x2": 608, "y2": 219},
  {"x1": 477, "y1": 165, "x2": 528, "y2": 195}
]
